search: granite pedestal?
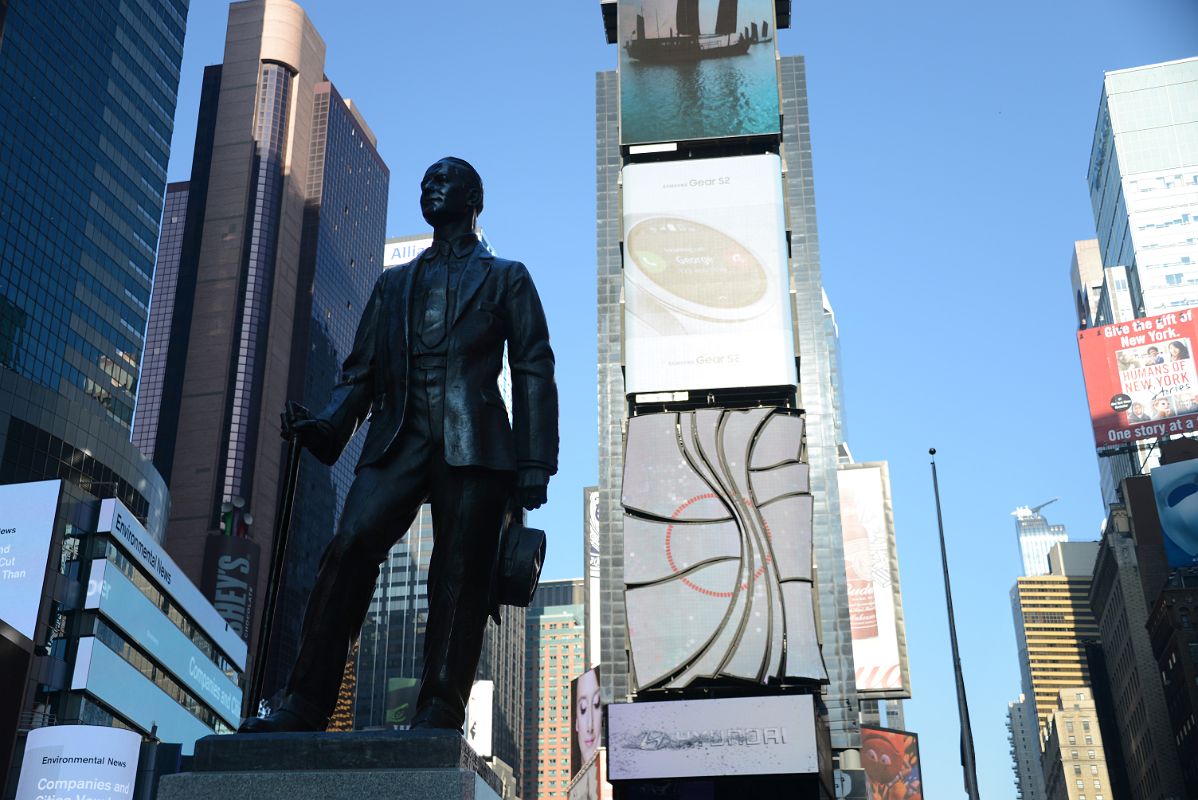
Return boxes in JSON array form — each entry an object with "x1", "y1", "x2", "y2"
[{"x1": 158, "y1": 730, "x2": 501, "y2": 800}]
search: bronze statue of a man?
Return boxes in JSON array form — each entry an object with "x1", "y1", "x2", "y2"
[{"x1": 241, "y1": 157, "x2": 558, "y2": 732}]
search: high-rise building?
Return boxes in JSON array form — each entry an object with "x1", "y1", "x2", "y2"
[
  {"x1": 1008, "y1": 694, "x2": 1047, "y2": 800},
  {"x1": 133, "y1": 183, "x2": 189, "y2": 464},
  {"x1": 523, "y1": 579, "x2": 585, "y2": 800},
  {"x1": 1039, "y1": 688, "x2": 1113, "y2": 800},
  {"x1": 1090, "y1": 499, "x2": 1186, "y2": 799},
  {"x1": 1087, "y1": 57, "x2": 1198, "y2": 319},
  {"x1": 1013, "y1": 501, "x2": 1069, "y2": 577},
  {"x1": 135, "y1": 0, "x2": 389, "y2": 694},
  {"x1": 1146, "y1": 578, "x2": 1198, "y2": 796},
  {"x1": 0, "y1": 0, "x2": 189, "y2": 533},
  {"x1": 1010, "y1": 541, "x2": 1101, "y2": 734},
  {"x1": 593, "y1": 53, "x2": 859, "y2": 752},
  {"x1": 0, "y1": 0, "x2": 187, "y2": 775}
]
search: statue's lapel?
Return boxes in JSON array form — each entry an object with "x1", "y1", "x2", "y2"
[
  {"x1": 452, "y1": 243, "x2": 493, "y2": 328},
  {"x1": 397, "y1": 259, "x2": 419, "y2": 349}
]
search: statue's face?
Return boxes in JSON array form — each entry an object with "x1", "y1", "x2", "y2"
[{"x1": 420, "y1": 160, "x2": 475, "y2": 226}]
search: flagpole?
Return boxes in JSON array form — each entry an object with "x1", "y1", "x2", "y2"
[{"x1": 930, "y1": 448, "x2": 982, "y2": 800}]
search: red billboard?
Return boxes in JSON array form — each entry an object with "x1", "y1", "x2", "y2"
[
  {"x1": 1077, "y1": 309, "x2": 1198, "y2": 447},
  {"x1": 860, "y1": 727, "x2": 922, "y2": 800}
]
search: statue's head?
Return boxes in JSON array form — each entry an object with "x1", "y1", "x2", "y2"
[{"x1": 420, "y1": 157, "x2": 484, "y2": 227}]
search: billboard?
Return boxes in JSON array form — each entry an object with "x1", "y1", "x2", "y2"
[
  {"x1": 0, "y1": 479, "x2": 60, "y2": 641},
  {"x1": 383, "y1": 236, "x2": 433, "y2": 268},
  {"x1": 571, "y1": 667, "x2": 603, "y2": 777},
  {"x1": 621, "y1": 408, "x2": 825, "y2": 690},
  {"x1": 98, "y1": 499, "x2": 246, "y2": 670},
  {"x1": 836, "y1": 463, "x2": 910, "y2": 697},
  {"x1": 1150, "y1": 457, "x2": 1198, "y2": 567},
  {"x1": 584, "y1": 486, "x2": 601, "y2": 667},
  {"x1": 71, "y1": 637, "x2": 213, "y2": 753},
  {"x1": 569, "y1": 747, "x2": 613, "y2": 800},
  {"x1": 622, "y1": 156, "x2": 796, "y2": 394},
  {"x1": 86, "y1": 559, "x2": 243, "y2": 727},
  {"x1": 607, "y1": 694, "x2": 818, "y2": 780},
  {"x1": 384, "y1": 677, "x2": 421, "y2": 726},
  {"x1": 464, "y1": 679, "x2": 494, "y2": 758},
  {"x1": 860, "y1": 727, "x2": 922, "y2": 800},
  {"x1": 200, "y1": 533, "x2": 260, "y2": 643},
  {"x1": 15, "y1": 724, "x2": 140, "y2": 800},
  {"x1": 617, "y1": 0, "x2": 780, "y2": 145},
  {"x1": 1077, "y1": 308, "x2": 1198, "y2": 447}
]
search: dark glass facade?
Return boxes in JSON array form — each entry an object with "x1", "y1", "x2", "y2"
[
  {"x1": 133, "y1": 183, "x2": 188, "y2": 463},
  {"x1": 261, "y1": 81, "x2": 389, "y2": 701},
  {"x1": 220, "y1": 63, "x2": 295, "y2": 507},
  {"x1": 0, "y1": 0, "x2": 187, "y2": 429}
]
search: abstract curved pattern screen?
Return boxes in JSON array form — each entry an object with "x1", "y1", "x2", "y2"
[{"x1": 621, "y1": 408, "x2": 826, "y2": 691}]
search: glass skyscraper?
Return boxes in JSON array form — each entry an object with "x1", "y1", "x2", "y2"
[
  {"x1": 1088, "y1": 57, "x2": 1198, "y2": 317},
  {"x1": 594, "y1": 56, "x2": 861, "y2": 752},
  {"x1": 0, "y1": 0, "x2": 185, "y2": 535},
  {"x1": 1012, "y1": 501, "x2": 1069, "y2": 576}
]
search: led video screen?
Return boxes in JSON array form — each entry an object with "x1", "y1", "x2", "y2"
[
  {"x1": 837, "y1": 463, "x2": 910, "y2": 697},
  {"x1": 0, "y1": 480, "x2": 60, "y2": 642},
  {"x1": 1149, "y1": 457, "x2": 1198, "y2": 568},
  {"x1": 618, "y1": 0, "x2": 781, "y2": 145},
  {"x1": 621, "y1": 408, "x2": 824, "y2": 690},
  {"x1": 623, "y1": 155, "x2": 796, "y2": 394},
  {"x1": 861, "y1": 727, "x2": 923, "y2": 800}
]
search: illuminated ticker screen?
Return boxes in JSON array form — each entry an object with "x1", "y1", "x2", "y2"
[{"x1": 621, "y1": 408, "x2": 825, "y2": 690}]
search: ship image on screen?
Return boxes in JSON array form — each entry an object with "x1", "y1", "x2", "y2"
[
  {"x1": 618, "y1": 0, "x2": 781, "y2": 145},
  {"x1": 621, "y1": 408, "x2": 826, "y2": 690}
]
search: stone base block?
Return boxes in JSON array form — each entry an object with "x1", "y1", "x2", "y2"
[{"x1": 157, "y1": 729, "x2": 500, "y2": 800}]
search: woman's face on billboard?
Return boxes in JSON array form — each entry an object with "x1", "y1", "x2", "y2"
[{"x1": 575, "y1": 670, "x2": 601, "y2": 760}]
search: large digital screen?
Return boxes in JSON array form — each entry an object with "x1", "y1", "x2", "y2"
[
  {"x1": 98, "y1": 499, "x2": 246, "y2": 670},
  {"x1": 1150, "y1": 458, "x2": 1198, "y2": 568},
  {"x1": 464, "y1": 679, "x2": 494, "y2": 758},
  {"x1": 621, "y1": 408, "x2": 825, "y2": 690},
  {"x1": 607, "y1": 694, "x2": 818, "y2": 780},
  {"x1": 0, "y1": 480, "x2": 60, "y2": 641},
  {"x1": 860, "y1": 727, "x2": 923, "y2": 800},
  {"x1": 584, "y1": 487, "x2": 601, "y2": 667},
  {"x1": 571, "y1": 667, "x2": 603, "y2": 778},
  {"x1": 617, "y1": 0, "x2": 780, "y2": 145},
  {"x1": 1077, "y1": 308, "x2": 1198, "y2": 447},
  {"x1": 86, "y1": 559, "x2": 243, "y2": 727},
  {"x1": 16, "y1": 725, "x2": 140, "y2": 800},
  {"x1": 837, "y1": 463, "x2": 910, "y2": 697},
  {"x1": 622, "y1": 156, "x2": 796, "y2": 394},
  {"x1": 71, "y1": 636, "x2": 214, "y2": 754}
]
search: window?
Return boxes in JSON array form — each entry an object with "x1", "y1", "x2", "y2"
[
  {"x1": 1067, "y1": 721, "x2": 1075, "y2": 733},
  {"x1": 1090, "y1": 765, "x2": 1098, "y2": 775},
  {"x1": 1088, "y1": 750, "x2": 1096, "y2": 760},
  {"x1": 1069, "y1": 736, "x2": 1077, "y2": 745}
]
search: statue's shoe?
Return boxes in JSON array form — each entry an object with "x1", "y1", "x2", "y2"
[
  {"x1": 408, "y1": 699, "x2": 464, "y2": 733},
  {"x1": 237, "y1": 696, "x2": 327, "y2": 733}
]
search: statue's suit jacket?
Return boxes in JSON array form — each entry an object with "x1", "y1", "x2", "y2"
[{"x1": 314, "y1": 242, "x2": 558, "y2": 476}]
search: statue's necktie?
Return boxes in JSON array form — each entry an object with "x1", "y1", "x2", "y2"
[{"x1": 420, "y1": 245, "x2": 451, "y2": 348}]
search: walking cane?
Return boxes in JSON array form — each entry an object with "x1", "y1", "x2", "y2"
[{"x1": 243, "y1": 400, "x2": 304, "y2": 720}]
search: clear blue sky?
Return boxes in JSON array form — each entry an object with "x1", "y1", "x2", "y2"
[{"x1": 167, "y1": 2, "x2": 1197, "y2": 796}]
